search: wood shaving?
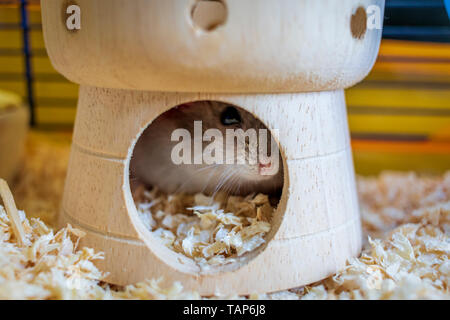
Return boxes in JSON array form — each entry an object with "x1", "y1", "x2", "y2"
[
  {"x1": 133, "y1": 187, "x2": 274, "y2": 270},
  {"x1": 0, "y1": 179, "x2": 28, "y2": 246},
  {"x1": 1, "y1": 131, "x2": 449, "y2": 299},
  {"x1": 0, "y1": 204, "x2": 106, "y2": 299}
]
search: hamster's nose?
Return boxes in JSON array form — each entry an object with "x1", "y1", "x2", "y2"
[{"x1": 258, "y1": 162, "x2": 272, "y2": 175}]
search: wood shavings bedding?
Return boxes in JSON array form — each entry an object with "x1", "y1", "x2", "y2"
[
  {"x1": 133, "y1": 187, "x2": 274, "y2": 270},
  {"x1": 1, "y1": 131, "x2": 449, "y2": 299}
]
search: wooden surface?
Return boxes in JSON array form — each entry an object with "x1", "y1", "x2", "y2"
[
  {"x1": 41, "y1": 0, "x2": 380, "y2": 294},
  {"x1": 59, "y1": 87, "x2": 362, "y2": 295},
  {"x1": 41, "y1": 0, "x2": 383, "y2": 92}
]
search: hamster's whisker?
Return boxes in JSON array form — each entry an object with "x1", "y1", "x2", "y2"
[
  {"x1": 225, "y1": 176, "x2": 239, "y2": 197},
  {"x1": 201, "y1": 167, "x2": 220, "y2": 202},
  {"x1": 172, "y1": 168, "x2": 202, "y2": 194},
  {"x1": 214, "y1": 171, "x2": 230, "y2": 194},
  {"x1": 222, "y1": 170, "x2": 242, "y2": 197},
  {"x1": 226, "y1": 173, "x2": 239, "y2": 193},
  {"x1": 233, "y1": 175, "x2": 242, "y2": 195},
  {"x1": 209, "y1": 172, "x2": 227, "y2": 199},
  {"x1": 211, "y1": 167, "x2": 234, "y2": 199},
  {"x1": 195, "y1": 164, "x2": 220, "y2": 173},
  {"x1": 170, "y1": 164, "x2": 218, "y2": 194}
]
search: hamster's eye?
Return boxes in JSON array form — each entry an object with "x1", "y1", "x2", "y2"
[{"x1": 220, "y1": 106, "x2": 241, "y2": 125}]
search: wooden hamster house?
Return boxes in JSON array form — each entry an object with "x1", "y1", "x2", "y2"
[{"x1": 41, "y1": 0, "x2": 384, "y2": 295}]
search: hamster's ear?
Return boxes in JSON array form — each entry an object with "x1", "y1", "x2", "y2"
[
  {"x1": 177, "y1": 102, "x2": 197, "y2": 109},
  {"x1": 163, "y1": 103, "x2": 195, "y2": 118},
  {"x1": 161, "y1": 107, "x2": 179, "y2": 118}
]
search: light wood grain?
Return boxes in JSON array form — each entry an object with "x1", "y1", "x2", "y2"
[
  {"x1": 41, "y1": 0, "x2": 384, "y2": 93},
  {"x1": 72, "y1": 87, "x2": 350, "y2": 161},
  {"x1": 43, "y1": 0, "x2": 383, "y2": 294},
  {"x1": 59, "y1": 88, "x2": 362, "y2": 294}
]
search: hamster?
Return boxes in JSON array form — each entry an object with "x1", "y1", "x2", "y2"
[{"x1": 130, "y1": 101, "x2": 283, "y2": 196}]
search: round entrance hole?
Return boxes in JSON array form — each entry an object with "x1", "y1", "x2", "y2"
[
  {"x1": 127, "y1": 101, "x2": 286, "y2": 274},
  {"x1": 190, "y1": 0, "x2": 228, "y2": 31}
]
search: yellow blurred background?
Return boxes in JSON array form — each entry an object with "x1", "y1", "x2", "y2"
[{"x1": 1, "y1": 3, "x2": 449, "y2": 175}]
